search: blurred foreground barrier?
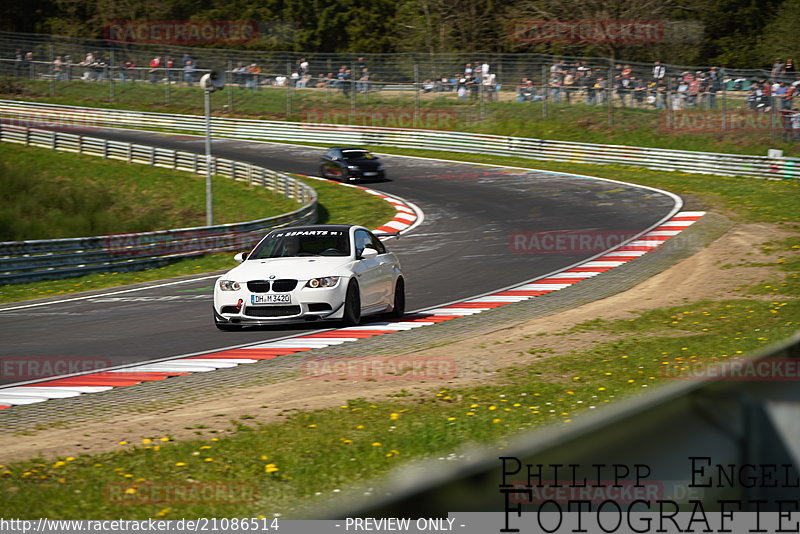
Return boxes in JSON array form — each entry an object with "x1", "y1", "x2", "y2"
[{"x1": 313, "y1": 332, "x2": 800, "y2": 520}]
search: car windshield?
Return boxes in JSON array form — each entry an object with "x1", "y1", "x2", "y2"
[
  {"x1": 341, "y1": 150, "x2": 374, "y2": 161},
  {"x1": 249, "y1": 230, "x2": 350, "y2": 259}
]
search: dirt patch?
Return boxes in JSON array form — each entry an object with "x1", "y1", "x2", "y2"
[{"x1": 0, "y1": 222, "x2": 792, "y2": 463}]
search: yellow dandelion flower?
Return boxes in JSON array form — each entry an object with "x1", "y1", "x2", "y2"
[
  {"x1": 466, "y1": 412, "x2": 476, "y2": 416},
  {"x1": 204, "y1": 458, "x2": 213, "y2": 462},
  {"x1": 142, "y1": 439, "x2": 152, "y2": 445},
  {"x1": 264, "y1": 464, "x2": 279, "y2": 473},
  {"x1": 488, "y1": 406, "x2": 497, "y2": 411},
  {"x1": 157, "y1": 509, "x2": 170, "y2": 517},
  {"x1": 598, "y1": 387, "x2": 606, "y2": 391},
  {"x1": 492, "y1": 418, "x2": 502, "y2": 424},
  {"x1": 391, "y1": 450, "x2": 400, "y2": 455},
  {"x1": 53, "y1": 461, "x2": 66, "y2": 469},
  {"x1": 389, "y1": 413, "x2": 400, "y2": 420},
  {"x1": 371, "y1": 442, "x2": 382, "y2": 447},
  {"x1": 356, "y1": 425, "x2": 364, "y2": 429},
  {"x1": 65, "y1": 457, "x2": 75, "y2": 462},
  {"x1": 342, "y1": 439, "x2": 352, "y2": 445},
  {"x1": 159, "y1": 437, "x2": 170, "y2": 442},
  {"x1": 260, "y1": 455, "x2": 269, "y2": 460},
  {"x1": 211, "y1": 438, "x2": 219, "y2": 441},
  {"x1": 125, "y1": 488, "x2": 137, "y2": 494},
  {"x1": 175, "y1": 462, "x2": 186, "y2": 467},
  {"x1": 447, "y1": 417, "x2": 456, "y2": 421},
  {"x1": 307, "y1": 424, "x2": 317, "y2": 428},
  {"x1": 118, "y1": 441, "x2": 128, "y2": 445}
]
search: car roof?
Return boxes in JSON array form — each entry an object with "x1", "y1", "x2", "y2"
[{"x1": 330, "y1": 147, "x2": 369, "y2": 152}]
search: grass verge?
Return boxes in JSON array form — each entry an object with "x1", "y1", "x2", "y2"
[
  {"x1": 0, "y1": 152, "x2": 797, "y2": 518},
  {"x1": 0, "y1": 144, "x2": 396, "y2": 303},
  {"x1": 0, "y1": 142, "x2": 302, "y2": 241}
]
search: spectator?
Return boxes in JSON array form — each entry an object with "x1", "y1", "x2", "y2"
[
  {"x1": 631, "y1": 77, "x2": 646, "y2": 107},
  {"x1": 357, "y1": 68, "x2": 370, "y2": 93},
  {"x1": 771, "y1": 58, "x2": 785, "y2": 81},
  {"x1": 783, "y1": 82, "x2": 795, "y2": 110},
  {"x1": 483, "y1": 71, "x2": 497, "y2": 101},
  {"x1": 298, "y1": 57, "x2": 309, "y2": 76},
  {"x1": 517, "y1": 78, "x2": 533, "y2": 102},
  {"x1": 148, "y1": 56, "x2": 161, "y2": 84},
  {"x1": 182, "y1": 52, "x2": 192, "y2": 66},
  {"x1": 707, "y1": 67, "x2": 721, "y2": 109},
  {"x1": 166, "y1": 56, "x2": 175, "y2": 83},
  {"x1": 232, "y1": 62, "x2": 247, "y2": 87},
  {"x1": 457, "y1": 76, "x2": 468, "y2": 101},
  {"x1": 53, "y1": 56, "x2": 65, "y2": 81},
  {"x1": 21, "y1": 51, "x2": 32, "y2": 78},
  {"x1": 183, "y1": 60, "x2": 195, "y2": 86},
  {"x1": 13, "y1": 49, "x2": 23, "y2": 76},
  {"x1": 120, "y1": 60, "x2": 135, "y2": 83},
  {"x1": 562, "y1": 69, "x2": 575, "y2": 103},
  {"x1": 653, "y1": 60, "x2": 666, "y2": 82},
  {"x1": 422, "y1": 78, "x2": 435, "y2": 93},
  {"x1": 80, "y1": 52, "x2": 95, "y2": 81},
  {"x1": 247, "y1": 63, "x2": 261, "y2": 89},
  {"x1": 785, "y1": 59, "x2": 795, "y2": 82}
]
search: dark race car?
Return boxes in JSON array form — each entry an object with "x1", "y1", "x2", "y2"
[{"x1": 319, "y1": 147, "x2": 386, "y2": 182}]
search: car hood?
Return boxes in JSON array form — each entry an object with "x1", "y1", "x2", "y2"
[{"x1": 223, "y1": 256, "x2": 354, "y2": 281}]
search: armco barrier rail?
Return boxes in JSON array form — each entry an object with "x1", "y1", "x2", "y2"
[
  {"x1": 0, "y1": 125, "x2": 317, "y2": 284},
  {"x1": 1, "y1": 99, "x2": 798, "y2": 180}
]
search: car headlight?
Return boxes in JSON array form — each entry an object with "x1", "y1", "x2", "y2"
[
  {"x1": 219, "y1": 280, "x2": 241, "y2": 291},
  {"x1": 347, "y1": 165, "x2": 359, "y2": 170},
  {"x1": 305, "y1": 276, "x2": 341, "y2": 288}
]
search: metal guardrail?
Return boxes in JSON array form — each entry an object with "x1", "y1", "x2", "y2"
[
  {"x1": 1, "y1": 99, "x2": 797, "y2": 180},
  {"x1": 0, "y1": 124, "x2": 317, "y2": 284}
]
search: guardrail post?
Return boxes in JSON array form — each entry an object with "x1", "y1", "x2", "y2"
[{"x1": 102, "y1": 139, "x2": 108, "y2": 158}]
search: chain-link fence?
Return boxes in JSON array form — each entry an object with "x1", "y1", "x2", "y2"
[{"x1": 1, "y1": 30, "x2": 798, "y2": 142}]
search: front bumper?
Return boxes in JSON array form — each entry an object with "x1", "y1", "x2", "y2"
[{"x1": 213, "y1": 283, "x2": 348, "y2": 326}]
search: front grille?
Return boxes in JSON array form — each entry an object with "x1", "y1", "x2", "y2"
[
  {"x1": 272, "y1": 279, "x2": 298, "y2": 292},
  {"x1": 245, "y1": 306, "x2": 301, "y2": 317},
  {"x1": 247, "y1": 280, "x2": 271, "y2": 292}
]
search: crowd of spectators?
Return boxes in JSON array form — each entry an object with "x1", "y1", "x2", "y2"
[
  {"x1": 6, "y1": 48, "x2": 800, "y2": 120},
  {"x1": 511, "y1": 59, "x2": 799, "y2": 116}
]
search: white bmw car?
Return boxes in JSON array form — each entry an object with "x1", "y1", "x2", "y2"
[{"x1": 213, "y1": 225, "x2": 405, "y2": 330}]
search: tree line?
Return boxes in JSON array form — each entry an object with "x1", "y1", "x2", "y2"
[{"x1": 2, "y1": 0, "x2": 799, "y2": 68}]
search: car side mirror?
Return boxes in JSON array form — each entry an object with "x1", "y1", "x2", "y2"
[
  {"x1": 234, "y1": 252, "x2": 249, "y2": 263},
  {"x1": 359, "y1": 247, "x2": 379, "y2": 259}
]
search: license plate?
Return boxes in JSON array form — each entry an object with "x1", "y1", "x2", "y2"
[
  {"x1": 363, "y1": 172, "x2": 377, "y2": 176},
  {"x1": 251, "y1": 294, "x2": 291, "y2": 304}
]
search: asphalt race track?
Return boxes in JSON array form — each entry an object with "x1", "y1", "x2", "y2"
[{"x1": 0, "y1": 128, "x2": 679, "y2": 385}]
